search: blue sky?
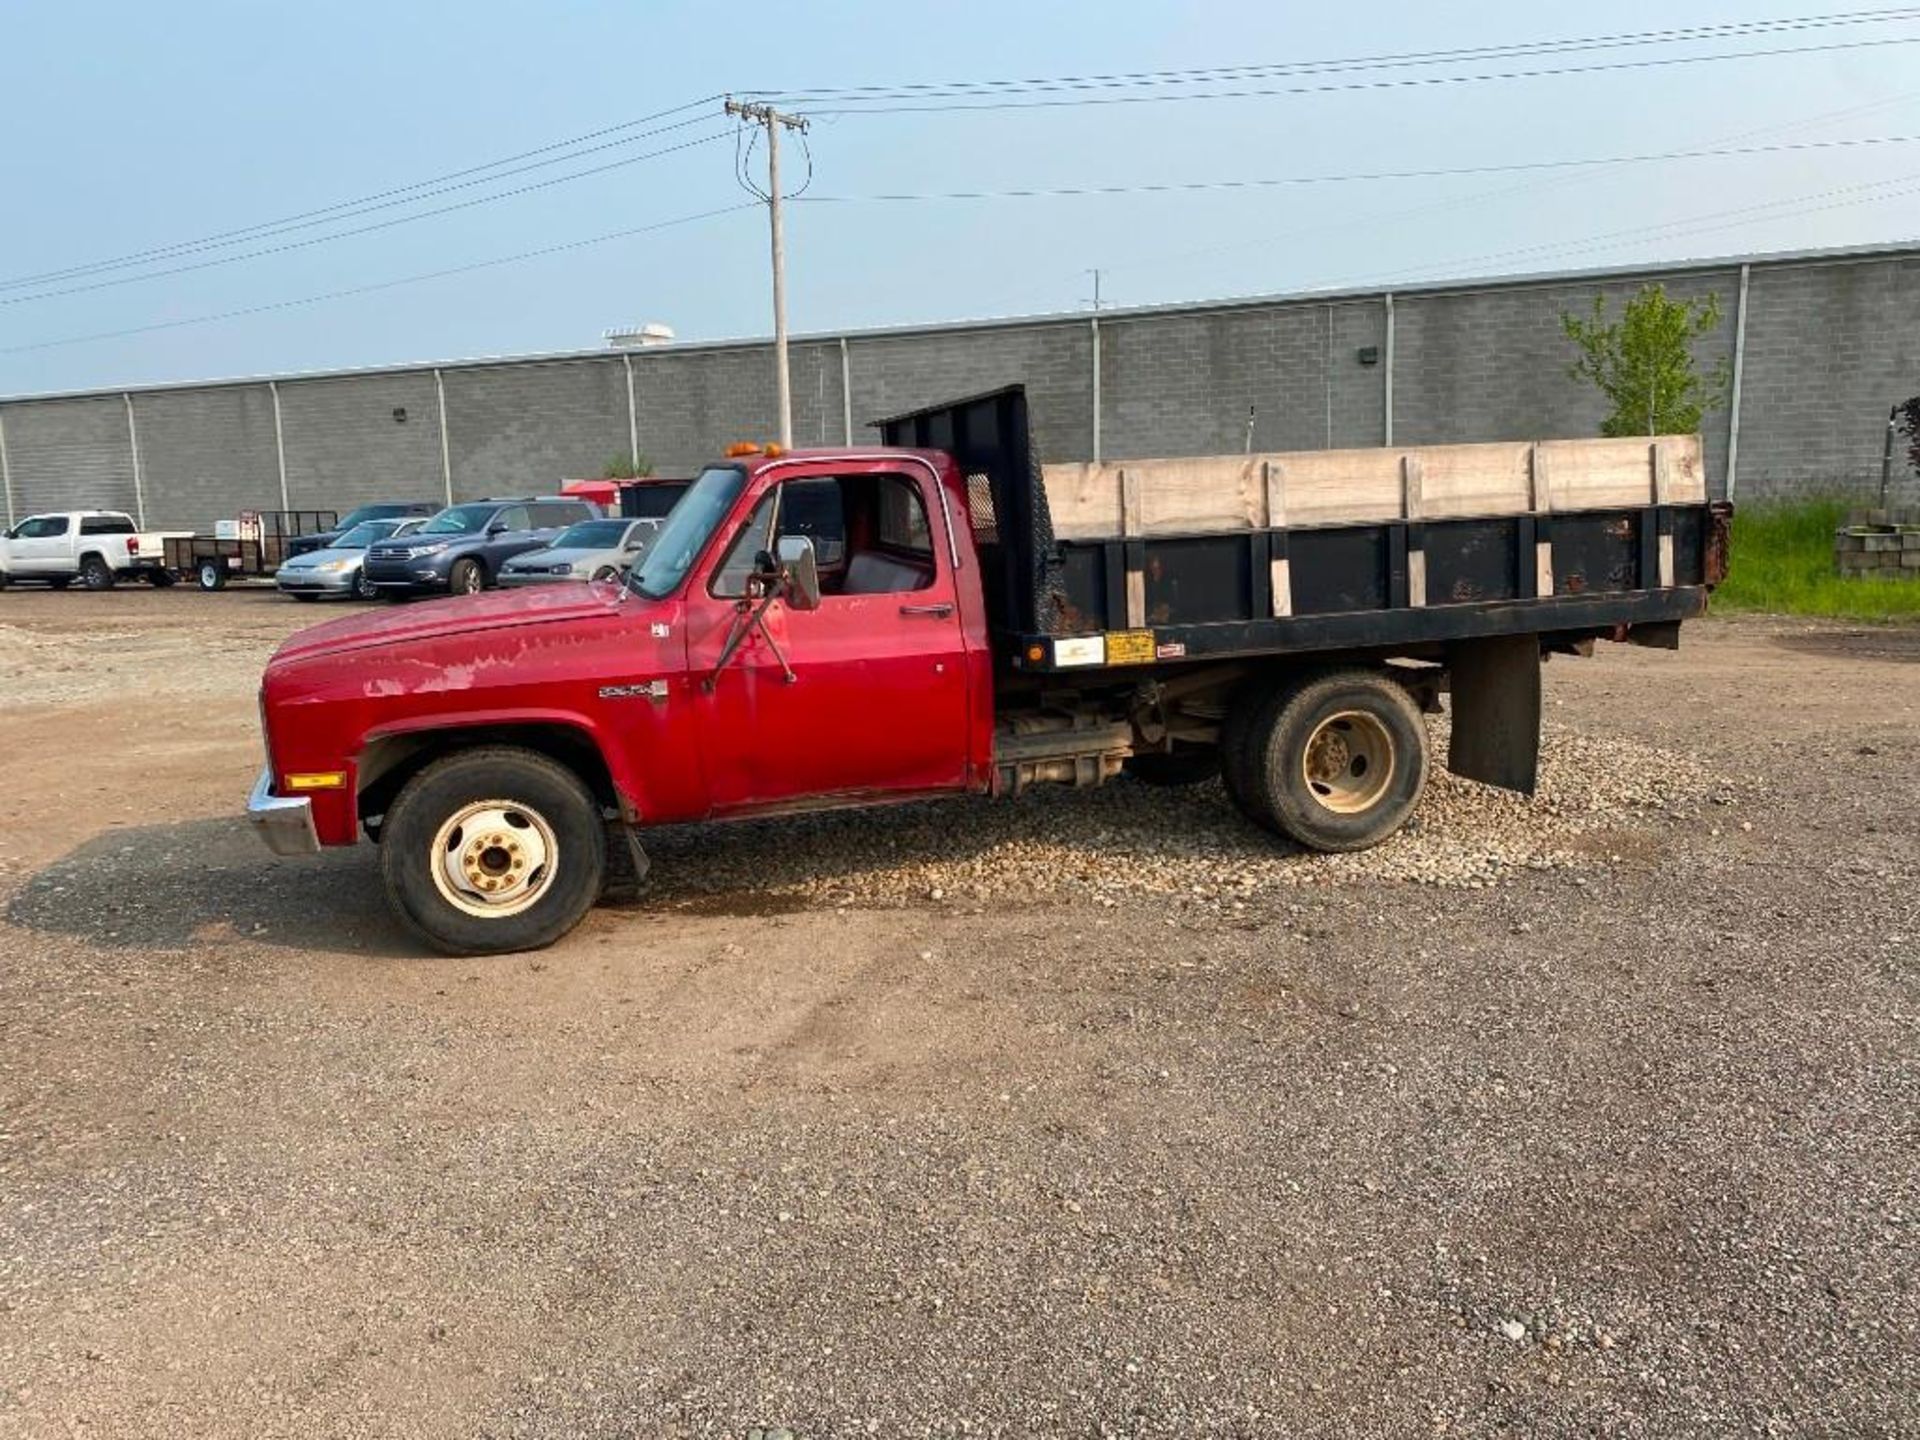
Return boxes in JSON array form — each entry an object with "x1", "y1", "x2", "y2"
[{"x1": 2, "y1": 1, "x2": 1918, "y2": 395}]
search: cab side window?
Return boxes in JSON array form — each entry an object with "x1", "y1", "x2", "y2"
[{"x1": 708, "y1": 472, "x2": 939, "y2": 599}]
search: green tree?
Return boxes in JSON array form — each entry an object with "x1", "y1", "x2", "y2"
[
  {"x1": 601, "y1": 451, "x2": 654, "y2": 480},
  {"x1": 1560, "y1": 283, "x2": 1730, "y2": 437}
]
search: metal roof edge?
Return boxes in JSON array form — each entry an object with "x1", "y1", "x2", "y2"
[{"x1": 5, "y1": 236, "x2": 1917, "y2": 407}]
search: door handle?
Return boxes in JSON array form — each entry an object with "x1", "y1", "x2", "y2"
[{"x1": 899, "y1": 602, "x2": 954, "y2": 618}]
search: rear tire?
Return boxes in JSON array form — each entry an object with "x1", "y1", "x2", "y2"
[
  {"x1": 449, "y1": 558, "x2": 487, "y2": 595},
  {"x1": 1245, "y1": 669, "x2": 1429, "y2": 853},
  {"x1": 379, "y1": 746, "x2": 606, "y2": 956},
  {"x1": 79, "y1": 554, "x2": 116, "y2": 590},
  {"x1": 196, "y1": 560, "x2": 227, "y2": 591}
]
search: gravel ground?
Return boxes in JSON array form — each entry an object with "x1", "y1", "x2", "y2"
[{"x1": 0, "y1": 589, "x2": 1915, "y2": 1439}]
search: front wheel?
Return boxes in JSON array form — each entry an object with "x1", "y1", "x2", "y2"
[
  {"x1": 379, "y1": 747, "x2": 606, "y2": 955},
  {"x1": 449, "y1": 558, "x2": 486, "y2": 595},
  {"x1": 354, "y1": 570, "x2": 377, "y2": 601},
  {"x1": 1244, "y1": 669, "x2": 1429, "y2": 852},
  {"x1": 590, "y1": 564, "x2": 621, "y2": 585}
]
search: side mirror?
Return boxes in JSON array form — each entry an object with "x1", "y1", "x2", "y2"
[{"x1": 775, "y1": 535, "x2": 821, "y2": 611}]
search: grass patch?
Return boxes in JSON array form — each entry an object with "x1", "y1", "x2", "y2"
[{"x1": 1716, "y1": 500, "x2": 1920, "y2": 621}]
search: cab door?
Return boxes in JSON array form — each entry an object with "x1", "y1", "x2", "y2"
[
  {"x1": 9, "y1": 516, "x2": 69, "y2": 575},
  {"x1": 685, "y1": 465, "x2": 973, "y2": 813}
]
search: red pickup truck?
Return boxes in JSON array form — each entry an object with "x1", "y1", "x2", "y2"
[{"x1": 250, "y1": 388, "x2": 1726, "y2": 954}]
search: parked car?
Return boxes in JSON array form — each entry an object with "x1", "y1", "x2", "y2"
[
  {"x1": 361, "y1": 498, "x2": 598, "y2": 599},
  {"x1": 285, "y1": 501, "x2": 439, "y2": 559},
  {"x1": 498, "y1": 517, "x2": 658, "y2": 587},
  {"x1": 275, "y1": 518, "x2": 426, "y2": 602},
  {"x1": 0, "y1": 511, "x2": 186, "y2": 590}
]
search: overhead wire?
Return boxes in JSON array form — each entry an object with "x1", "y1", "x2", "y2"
[
  {"x1": 755, "y1": 7, "x2": 1920, "y2": 104},
  {"x1": 0, "y1": 203, "x2": 760, "y2": 357},
  {"x1": 756, "y1": 33, "x2": 1920, "y2": 115},
  {"x1": 0, "y1": 96, "x2": 728, "y2": 294},
  {"x1": 0, "y1": 130, "x2": 737, "y2": 308}
]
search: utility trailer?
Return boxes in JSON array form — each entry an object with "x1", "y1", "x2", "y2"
[
  {"x1": 879, "y1": 386, "x2": 1728, "y2": 803},
  {"x1": 164, "y1": 510, "x2": 339, "y2": 591}
]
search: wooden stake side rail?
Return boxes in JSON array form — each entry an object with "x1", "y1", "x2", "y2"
[{"x1": 1041, "y1": 435, "x2": 1704, "y2": 626}]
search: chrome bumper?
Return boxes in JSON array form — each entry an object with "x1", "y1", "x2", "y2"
[{"x1": 247, "y1": 767, "x2": 321, "y2": 856}]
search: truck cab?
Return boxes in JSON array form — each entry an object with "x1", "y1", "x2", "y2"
[{"x1": 251, "y1": 447, "x2": 993, "y2": 954}]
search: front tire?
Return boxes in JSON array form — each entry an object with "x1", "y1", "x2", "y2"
[
  {"x1": 354, "y1": 570, "x2": 377, "y2": 601},
  {"x1": 379, "y1": 747, "x2": 606, "y2": 955},
  {"x1": 1245, "y1": 669, "x2": 1429, "y2": 852},
  {"x1": 449, "y1": 558, "x2": 487, "y2": 595}
]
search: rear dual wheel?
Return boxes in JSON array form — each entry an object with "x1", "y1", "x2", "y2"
[
  {"x1": 1224, "y1": 668, "x2": 1429, "y2": 852},
  {"x1": 380, "y1": 747, "x2": 606, "y2": 955}
]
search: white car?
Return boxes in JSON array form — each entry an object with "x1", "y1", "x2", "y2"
[{"x1": 0, "y1": 511, "x2": 185, "y2": 590}]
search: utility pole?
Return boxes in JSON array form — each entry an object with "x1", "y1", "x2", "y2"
[{"x1": 726, "y1": 97, "x2": 808, "y2": 447}]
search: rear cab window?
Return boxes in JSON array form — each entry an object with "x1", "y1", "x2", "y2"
[{"x1": 79, "y1": 515, "x2": 136, "y2": 536}]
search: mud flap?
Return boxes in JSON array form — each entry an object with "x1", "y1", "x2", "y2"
[
  {"x1": 1446, "y1": 634, "x2": 1542, "y2": 796},
  {"x1": 600, "y1": 820, "x2": 652, "y2": 903}
]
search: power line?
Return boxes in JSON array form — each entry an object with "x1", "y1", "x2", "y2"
[
  {"x1": 790, "y1": 131, "x2": 1920, "y2": 206},
  {"x1": 0, "y1": 95, "x2": 725, "y2": 294},
  {"x1": 0, "y1": 204, "x2": 758, "y2": 357},
  {"x1": 759, "y1": 7, "x2": 1920, "y2": 103},
  {"x1": 1334, "y1": 170, "x2": 1920, "y2": 289},
  {"x1": 766, "y1": 33, "x2": 1920, "y2": 116},
  {"x1": 0, "y1": 129, "x2": 735, "y2": 308}
]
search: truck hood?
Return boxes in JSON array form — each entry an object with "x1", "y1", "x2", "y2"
[{"x1": 273, "y1": 583, "x2": 630, "y2": 663}]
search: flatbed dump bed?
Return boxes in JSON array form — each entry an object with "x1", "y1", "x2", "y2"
[{"x1": 878, "y1": 386, "x2": 1727, "y2": 674}]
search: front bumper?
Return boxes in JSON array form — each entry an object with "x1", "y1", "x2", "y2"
[
  {"x1": 247, "y1": 767, "x2": 321, "y2": 856},
  {"x1": 276, "y1": 571, "x2": 357, "y2": 595}
]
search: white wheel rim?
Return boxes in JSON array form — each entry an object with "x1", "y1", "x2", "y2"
[
  {"x1": 1301, "y1": 709, "x2": 1396, "y2": 815},
  {"x1": 428, "y1": 800, "x2": 559, "y2": 919}
]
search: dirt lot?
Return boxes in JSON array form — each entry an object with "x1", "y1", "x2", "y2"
[{"x1": 0, "y1": 589, "x2": 1914, "y2": 1439}]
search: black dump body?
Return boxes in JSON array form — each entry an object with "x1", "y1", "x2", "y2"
[{"x1": 878, "y1": 386, "x2": 1727, "y2": 673}]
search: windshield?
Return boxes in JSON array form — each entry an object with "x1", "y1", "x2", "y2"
[
  {"x1": 335, "y1": 520, "x2": 400, "y2": 549},
  {"x1": 554, "y1": 519, "x2": 630, "y2": 549},
  {"x1": 627, "y1": 466, "x2": 746, "y2": 599},
  {"x1": 418, "y1": 504, "x2": 495, "y2": 536}
]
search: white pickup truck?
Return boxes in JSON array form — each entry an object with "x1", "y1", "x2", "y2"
[{"x1": 0, "y1": 511, "x2": 182, "y2": 590}]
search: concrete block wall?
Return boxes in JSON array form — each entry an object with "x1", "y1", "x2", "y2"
[
  {"x1": 277, "y1": 371, "x2": 447, "y2": 516},
  {"x1": 130, "y1": 385, "x2": 280, "y2": 530},
  {"x1": 444, "y1": 358, "x2": 629, "y2": 499},
  {"x1": 1738, "y1": 257, "x2": 1920, "y2": 503},
  {"x1": 5, "y1": 246, "x2": 1919, "y2": 530},
  {"x1": 1, "y1": 396, "x2": 139, "y2": 521}
]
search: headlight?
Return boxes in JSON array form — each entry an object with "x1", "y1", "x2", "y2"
[
  {"x1": 319, "y1": 558, "x2": 355, "y2": 572},
  {"x1": 407, "y1": 542, "x2": 450, "y2": 558}
]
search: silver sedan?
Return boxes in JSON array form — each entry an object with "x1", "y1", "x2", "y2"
[
  {"x1": 498, "y1": 518, "x2": 658, "y2": 587},
  {"x1": 276, "y1": 518, "x2": 425, "y2": 601}
]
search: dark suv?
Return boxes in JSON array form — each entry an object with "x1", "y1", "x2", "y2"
[
  {"x1": 286, "y1": 501, "x2": 440, "y2": 559},
  {"x1": 362, "y1": 498, "x2": 598, "y2": 598}
]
